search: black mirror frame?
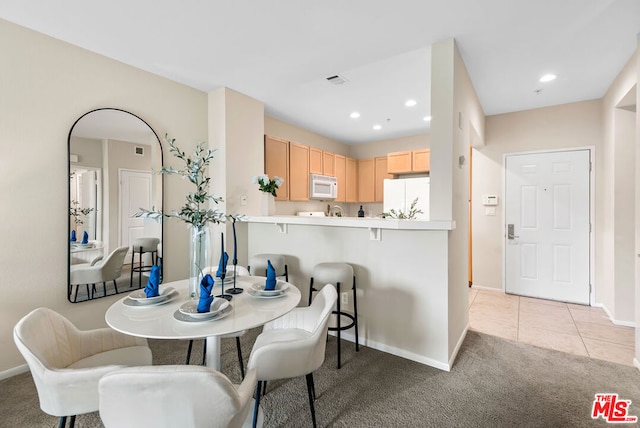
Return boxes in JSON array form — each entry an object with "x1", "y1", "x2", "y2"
[{"x1": 67, "y1": 108, "x2": 164, "y2": 303}]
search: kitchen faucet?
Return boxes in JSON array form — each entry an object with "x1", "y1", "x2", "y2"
[{"x1": 329, "y1": 205, "x2": 343, "y2": 217}]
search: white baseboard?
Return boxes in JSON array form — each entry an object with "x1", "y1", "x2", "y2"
[
  {"x1": 0, "y1": 364, "x2": 28, "y2": 380},
  {"x1": 596, "y1": 303, "x2": 636, "y2": 328},
  {"x1": 634, "y1": 358, "x2": 640, "y2": 372},
  {"x1": 328, "y1": 330, "x2": 451, "y2": 371},
  {"x1": 470, "y1": 284, "x2": 502, "y2": 292},
  {"x1": 448, "y1": 324, "x2": 469, "y2": 370}
]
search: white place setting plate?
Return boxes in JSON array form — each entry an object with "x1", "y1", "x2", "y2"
[
  {"x1": 179, "y1": 299, "x2": 229, "y2": 319},
  {"x1": 173, "y1": 304, "x2": 233, "y2": 323},
  {"x1": 248, "y1": 280, "x2": 288, "y2": 298},
  {"x1": 123, "y1": 287, "x2": 177, "y2": 307}
]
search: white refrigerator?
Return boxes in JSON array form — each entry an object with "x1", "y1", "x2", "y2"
[{"x1": 383, "y1": 177, "x2": 430, "y2": 220}]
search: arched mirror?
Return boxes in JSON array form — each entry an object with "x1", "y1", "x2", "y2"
[{"x1": 67, "y1": 108, "x2": 163, "y2": 302}]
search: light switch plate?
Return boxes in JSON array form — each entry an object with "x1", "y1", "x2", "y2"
[
  {"x1": 240, "y1": 195, "x2": 248, "y2": 206},
  {"x1": 485, "y1": 207, "x2": 496, "y2": 216}
]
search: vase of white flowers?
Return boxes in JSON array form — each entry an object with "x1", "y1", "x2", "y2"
[
  {"x1": 253, "y1": 174, "x2": 283, "y2": 216},
  {"x1": 137, "y1": 135, "x2": 232, "y2": 299}
]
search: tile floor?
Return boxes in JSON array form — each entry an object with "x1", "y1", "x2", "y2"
[{"x1": 469, "y1": 287, "x2": 636, "y2": 367}]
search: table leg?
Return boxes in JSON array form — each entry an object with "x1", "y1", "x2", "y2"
[{"x1": 205, "y1": 336, "x2": 221, "y2": 370}]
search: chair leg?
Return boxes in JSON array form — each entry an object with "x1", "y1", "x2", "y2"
[
  {"x1": 202, "y1": 340, "x2": 206, "y2": 366},
  {"x1": 58, "y1": 416, "x2": 66, "y2": 428},
  {"x1": 68, "y1": 415, "x2": 76, "y2": 428},
  {"x1": 308, "y1": 278, "x2": 314, "y2": 306},
  {"x1": 185, "y1": 340, "x2": 194, "y2": 364},
  {"x1": 113, "y1": 279, "x2": 119, "y2": 295},
  {"x1": 87, "y1": 284, "x2": 92, "y2": 299},
  {"x1": 284, "y1": 264, "x2": 289, "y2": 282},
  {"x1": 336, "y1": 282, "x2": 342, "y2": 369},
  {"x1": 235, "y1": 337, "x2": 245, "y2": 378},
  {"x1": 252, "y1": 381, "x2": 262, "y2": 428},
  {"x1": 103, "y1": 281, "x2": 107, "y2": 297},
  {"x1": 262, "y1": 381, "x2": 267, "y2": 396},
  {"x1": 305, "y1": 373, "x2": 317, "y2": 428},
  {"x1": 73, "y1": 285, "x2": 79, "y2": 302},
  {"x1": 130, "y1": 250, "x2": 135, "y2": 286},
  {"x1": 353, "y1": 276, "x2": 359, "y2": 352}
]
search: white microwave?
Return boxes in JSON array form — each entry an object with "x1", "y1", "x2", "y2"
[{"x1": 309, "y1": 174, "x2": 337, "y2": 200}]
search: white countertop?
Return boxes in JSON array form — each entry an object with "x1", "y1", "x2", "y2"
[{"x1": 246, "y1": 215, "x2": 455, "y2": 230}]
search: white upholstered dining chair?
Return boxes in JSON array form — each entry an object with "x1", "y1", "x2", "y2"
[
  {"x1": 69, "y1": 245, "x2": 129, "y2": 301},
  {"x1": 13, "y1": 307, "x2": 152, "y2": 428},
  {"x1": 99, "y1": 365, "x2": 262, "y2": 428},
  {"x1": 247, "y1": 284, "x2": 338, "y2": 428}
]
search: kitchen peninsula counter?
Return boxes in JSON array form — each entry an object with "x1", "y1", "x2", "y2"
[
  {"x1": 246, "y1": 216, "x2": 467, "y2": 372},
  {"x1": 246, "y1": 215, "x2": 455, "y2": 231}
]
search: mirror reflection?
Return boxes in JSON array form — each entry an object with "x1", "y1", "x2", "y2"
[{"x1": 68, "y1": 108, "x2": 163, "y2": 302}]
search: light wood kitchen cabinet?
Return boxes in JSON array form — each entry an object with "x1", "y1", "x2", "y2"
[
  {"x1": 374, "y1": 156, "x2": 393, "y2": 202},
  {"x1": 387, "y1": 149, "x2": 431, "y2": 174},
  {"x1": 412, "y1": 149, "x2": 430, "y2": 173},
  {"x1": 322, "y1": 151, "x2": 335, "y2": 176},
  {"x1": 345, "y1": 157, "x2": 358, "y2": 203},
  {"x1": 289, "y1": 142, "x2": 310, "y2": 201},
  {"x1": 387, "y1": 151, "x2": 412, "y2": 173},
  {"x1": 358, "y1": 158, "x2": 375, "y2": 203},
  {"x1": 334, "y1": 155, "x2": 346, "y2": 202},
  {"x1": 264, "y1": 135, "x2": 289, "y2": 201},
  {"x1": 309, "y1": 147, "x2": 323, "y2": 174}
]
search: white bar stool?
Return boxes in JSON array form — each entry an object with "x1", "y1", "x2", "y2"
[
  {"x1": 248, "y1": 254, "x2": 288, "y2": 281},
  {"x1": 308, "y1": 262, "x2": 359, "y2": 369},
  {"x1": 130, "y1": 237, "x2": 159, "y2": 289}
]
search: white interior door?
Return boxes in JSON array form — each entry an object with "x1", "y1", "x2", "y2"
[
  {"x1": 505, "y1": 150, "x2": 590, "y2": 304},
  {"x1": 120, "y1": 170, "x2": 152, "y2": 260}
]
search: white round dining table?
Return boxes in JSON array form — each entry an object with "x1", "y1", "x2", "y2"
[{"x1": 105, "y1": 276, "x2": 301, "y2": 371}]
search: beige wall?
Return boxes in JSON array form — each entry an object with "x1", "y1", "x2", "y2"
[
  {"x1": 0, "y1": 18, "x2": 208, "y2": 373},
  {"x1": 602, "y1": 49, "x2": 638, "y2": 325},
  {"x1": 473, "y1": 100, "x2": 602, "y2": 291},
  {"x1": 208, "y1": 88, "x2": 265, "y2": 267}
]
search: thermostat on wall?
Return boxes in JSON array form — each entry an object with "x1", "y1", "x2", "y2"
[{"x1": 482, "y1": 195, "x2": 498, "y2": 206}]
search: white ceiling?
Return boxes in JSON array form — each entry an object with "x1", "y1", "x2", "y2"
[{"x1": 1, "y1": 0, "x2": 639, "y2": 144}]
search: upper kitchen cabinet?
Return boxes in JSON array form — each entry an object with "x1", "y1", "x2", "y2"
[
  {"x1": 289, "y1": 142, "x2": 310, "y2": 201},
  {"x1": 358, "y1": 158, "x2": 375, "y2": 203},
  {"x1": 387, "y1": 151, "x2": 412, "y2": 173},
  {"x1": 374, "y1": 156, "x2": 393, "y2": 202},
  {"x1": 309, "y1": 147, "x2": 323, "y2": 174},
  {"x1": 323, "y1": 151, "x2": 335, "y2": 176},
  {"x1": 387, "y1": 149, "x2": 430, "y2": 174},
  {"x1": 264, "y1": 135, "x2": 289, "y2": 200},
  {"x1": 412, "y1": 149, "x2": 430, "y2": 173},
  {"x1": 334, "y1": 154, "x2": 346, "y2": 202},
  {"x1": 345, "y1": 157, "x2": 358, "y2": 203}
]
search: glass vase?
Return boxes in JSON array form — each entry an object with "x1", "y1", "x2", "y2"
[{"x1": 189, "y1": 225, "x2": 211, "y2": 299}]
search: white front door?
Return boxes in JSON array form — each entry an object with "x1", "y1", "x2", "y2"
[
  {"x1": 505, "y1": 150, "x2": 590, "y2": 304},
  {"x1": 120, "y1": 170, "x2": 152, "y2": 259}
]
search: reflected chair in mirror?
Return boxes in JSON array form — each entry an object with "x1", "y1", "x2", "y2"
[
  {"x1": 247, "y1": 285, "x2": 337, "y2": 428},
  {"x1": 130, "y1": 237, "x2": 160, "y2": 288},
  {"x1": 69, "y1": 246, "x2": 129, "y2": 302},
  {"x1": 308, "y1": 262, "x2": 359, "y2": 369},
  {"x1": 185, "y1": 265, "x2": 251, "y2": 377},
  {"x1": 99, "y1": 366, "x2": 262, "y2": 428},
  {"x1": 13, "y1": 307, "x2": 152, "y2": 428},
  {"x1": 248, "y1": 254, "x2": 288, "y2": 281}
]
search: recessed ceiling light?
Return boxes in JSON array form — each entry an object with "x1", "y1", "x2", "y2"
[
  {"x1": 373, "y1": 124, "x2": 382, "y2": 130},
  {"x1": 423, "y1": 116, "x2": 432, "y2": 122},
  {"x1": 539, "y1": 73, "x2": 557, "y2": 83},
  {"x1": 350, "y1": 112, "x2": 360, "y2": 119},
  {"x1": 405, "y1": 99, "x2": 417, "y2": 107}
]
